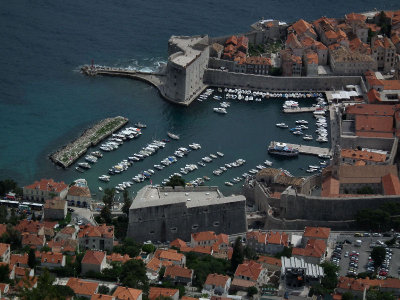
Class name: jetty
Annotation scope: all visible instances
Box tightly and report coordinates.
[50,116,128,168]
[269,141,331,156]
[283,107,317,113]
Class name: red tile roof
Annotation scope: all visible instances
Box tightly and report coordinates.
[82,250,106,265]
[225,36,238,46]
[16,220,43,234]
[67,277,99,296]
[355,115,394,137]
[321,176,340,197]
[292,19,316,37]
[91,294,114,300]
[192,231,217,242]
[146,257,162,272]
[257,256,282,267]
[346,104,395,116]
[246,231,266,244]
[0,224,7,237]
[367,89,382,103]
[382,173,400,195]
[234,260,263,281]
[107,253,131,264]
[170,238,187,249]
[267,231,289,246]
[41,252,64,264]
[303,227,331,239]
[292,239,327,258]
[155,249,184,262]
[383,80,400,91]
[112,286,142,300]
[78,224,114,239]
[0,243,9,257]
[148,287,178,300]
[164,265,193,279]
[205,273,230,287]
[345,13,367,23]
[67,185,91,197]
[341,149,386,163]
[21,234,45,248]
[10,253,28,267]
[24,179,67,193]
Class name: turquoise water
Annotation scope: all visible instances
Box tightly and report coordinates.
[0,0,399,198]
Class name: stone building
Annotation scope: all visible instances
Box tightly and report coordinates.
[43,197,67,220]
[66,184,92,208]
[81,250,107,275]
[371,36,397,73]
[330,46,377,75]
[164,35,210,104]
[77,224,114,251]
[127,186,246,243]
[23,179,68,202]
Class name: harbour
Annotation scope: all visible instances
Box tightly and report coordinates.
[268,141,332,156]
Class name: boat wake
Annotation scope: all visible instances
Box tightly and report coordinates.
[117,57,167,73]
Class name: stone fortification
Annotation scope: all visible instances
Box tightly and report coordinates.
[127,185,247,242]
[204,69,366,92]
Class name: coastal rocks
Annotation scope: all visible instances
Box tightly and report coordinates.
[50,116,128,168]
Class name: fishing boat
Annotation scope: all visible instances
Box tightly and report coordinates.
[99,175,110,182]
[75,167,84,173]
[264,160,273,166]
[91,151,103,158]
[303,135,313,141]
[167,132,180,140]
[295,120,308,124]
[99,187,103,191]
[276,123,289,128]
[135,122,147,128]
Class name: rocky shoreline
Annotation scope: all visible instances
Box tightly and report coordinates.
[50,116,128,168]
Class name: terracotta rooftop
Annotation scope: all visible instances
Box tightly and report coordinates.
[16,220,43,234]
[146,257,162,272]
[382,173,400,195]
[231,278,256,288]
[246,231,266,244]
[112,286,142,300]
[24,179,68,193]
[266,231,289,246]
[383,80,400,91]
[367,89,382,103]
[41,252,64,264]
[292,19,316,37]
[192,231,217,242]
[245,56,272,65]
[330,46,374,62]
[257,256,282,267]
[341,149,386,163]
[225,36,238,46]
[10,253,28,266]
[292,239,327,258]
[82,250,106,265]
[155,249,184,262]
[205,273,230,287]
[346,104,395,116]
[305,51,318,64]
[339,165,398,185]
[170,238,187,249]
[91,294,114,300]
[107,253,131,264]
[321,176,340,197]
[304,227,331,239]
[345,13,367,23]
[67,185,91,198]
[148,287,179,300]
[355,115,394,137]
[234,260,262,281]
[78,224,114,239]
[67,277,99,296]
[164,265,193,279]
[0,243,9,257]
[21,234,44,248]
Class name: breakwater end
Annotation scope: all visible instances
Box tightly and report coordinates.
[50,116,128,168]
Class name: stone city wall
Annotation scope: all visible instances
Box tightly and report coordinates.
[204,69,364,91]
[340,135,395,152]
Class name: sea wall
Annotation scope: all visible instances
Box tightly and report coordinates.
[204,69,365,91]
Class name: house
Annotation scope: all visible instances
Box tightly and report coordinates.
[154,249,186,267]
[66,183,92,208]
[81,250,107,274]
[91,295,115,300]
[232,260,265,291]
[146,257,163,276]
[106,253,131,264]
[148,287,179,300]
[164,265,193,285]
[170,238,187,249]
[43,197,67,220]
[280,49,302,76]
[246,230,289,255]
[304,51,318,76]
[371,36,397,73]
[257,256,282,272]
[67,277,99,299]
[14,266,34,279]
[289,19,317,40]
[21,234,45,250]
[340,149,387,165]
[112,286,143,300]
[55,225,77,241]
[302,227,331,245]
[345,13,368,43]
[292,239,327,264]
[204,273,231,295]
[330,46,377,75]
[40,252,66,269]
[0,243,10,263]
[47,239,77,254]
[10,253,28,268]
[191,231,218,247]
[23,179,68,202]
[16,220,44,235]
[78,224,114,251]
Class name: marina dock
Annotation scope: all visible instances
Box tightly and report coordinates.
[283,107,317,113]
[269,141,331,156]
[50,116,128,168]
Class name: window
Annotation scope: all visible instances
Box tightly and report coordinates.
[150,230,155,234]
[213,221,220,227]
[192,224,199,230]
[170,227,177,233]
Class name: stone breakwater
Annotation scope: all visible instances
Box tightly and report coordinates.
[50,116,128,168]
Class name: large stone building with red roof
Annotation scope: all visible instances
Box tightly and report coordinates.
[78,224,114,251]
[23,179,68,202]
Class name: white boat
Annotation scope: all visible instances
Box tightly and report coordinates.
[217,152,224,157]
[295,120,308,124]
[210,154,218,159]
[225,182,233,186]
[99,187,103,191]
[276,123,288,128]
[213,107,227,114]
[99,175,110,182]
[313,110,325,116]
[264,160,273,166]
[167,132,180,140]
[303,135,313,141]
[78,162,91,169]
[292,131,303,135]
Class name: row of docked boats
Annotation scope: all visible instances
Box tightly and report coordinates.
[212,158,246,176]
[99,126,143,152]
[213,101,230,114]
[315,116,328,143]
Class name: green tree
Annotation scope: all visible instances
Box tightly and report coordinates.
[166,175,185,188]
[247,286,258,297]
[342,291,354,300]
[0,206,7,223]
[102,188,115,208]
[320,262,340,292]
[159,266,166,281]
[142,243,156,254]
[28,248,36,269]
[367,289,395,300]
[371,246,386,268]
[0,224,21,250]
[231,237,244,272]
[244,245,257,260]
[120,259,149,293]
[0,264,11,283]
[0,179,20,197]
[113,238,142,258]
[98,285,110,294]
[100,205,112,224]
[122,190,132,215]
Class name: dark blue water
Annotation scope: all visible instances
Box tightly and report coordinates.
[0,1,399,198]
